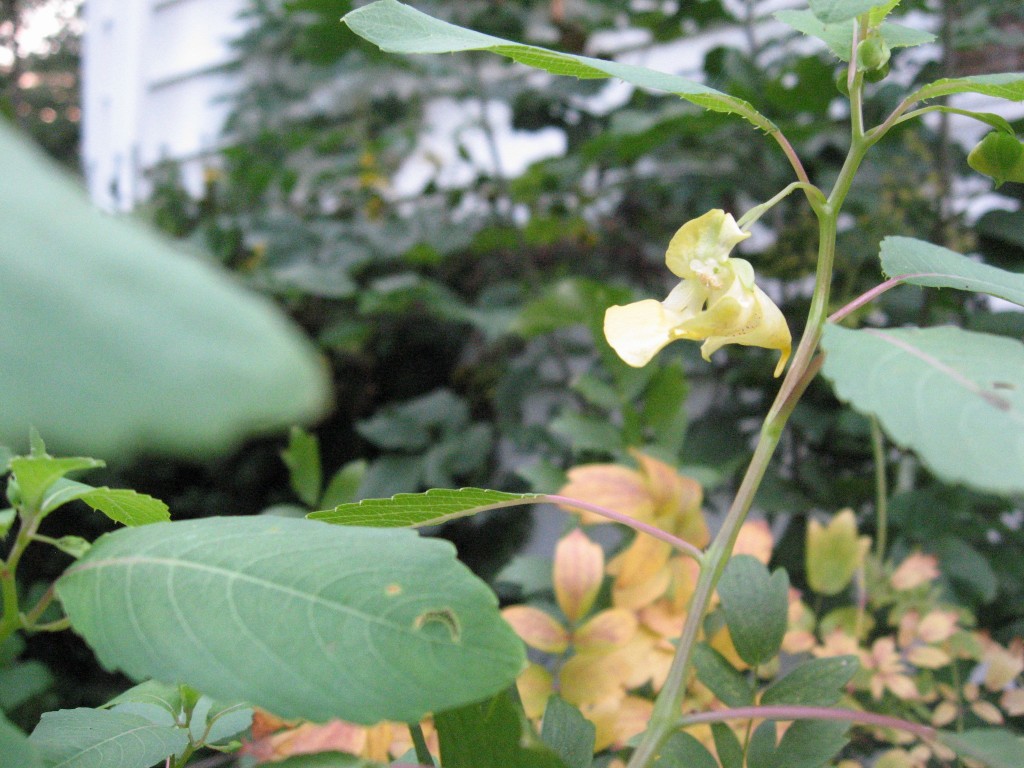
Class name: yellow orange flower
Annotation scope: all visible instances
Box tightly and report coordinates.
[890,552,939,591]
[554,528,605,623]
[604,210,791,376]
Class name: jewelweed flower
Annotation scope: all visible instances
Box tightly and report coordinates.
[604,210,791,376]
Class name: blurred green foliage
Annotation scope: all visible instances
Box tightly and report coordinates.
[7,0,1024,730]
[141,0,1024,628]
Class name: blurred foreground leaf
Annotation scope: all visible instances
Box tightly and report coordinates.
[0,122,330,459]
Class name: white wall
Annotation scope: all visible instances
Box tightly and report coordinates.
[81,0,249,210]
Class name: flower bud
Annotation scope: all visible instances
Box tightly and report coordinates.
[856,34,891,74]
[968,131,1024,188]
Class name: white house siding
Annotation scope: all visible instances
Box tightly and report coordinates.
[81,3,1022,213]
[82,0,248,210]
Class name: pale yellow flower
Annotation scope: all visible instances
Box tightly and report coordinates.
[604,210,791,376]
[806,509,871,596]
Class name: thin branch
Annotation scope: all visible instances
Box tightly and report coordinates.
[828,275,908,323]
[546,495,704,563]
[677,704,937,742]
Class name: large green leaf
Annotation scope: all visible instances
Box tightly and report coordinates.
[880,236,1024,308]
[821,325,1024,495]
[0,711,44,768]
[309,487,544,526]
[909,73,1024,104]
[56,516,524,724]
[436,689,566,768]
[939,729,1024,768]
[342,0,776,133]
[0,122,330,459]
[29,708,188,768]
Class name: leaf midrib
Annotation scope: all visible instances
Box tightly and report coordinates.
[63,555,479,649]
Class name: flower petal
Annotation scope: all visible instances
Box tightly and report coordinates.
[501,605,570,653]
[700,283,791,377]
[665,209,749,279]
[604,299,680,368]
[517,663,554,719]
[575,608,638,650]
[558,464,654,524]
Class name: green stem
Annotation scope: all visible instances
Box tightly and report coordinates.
[626,69,874,768]
[409,721,435,767]
[736,182,825,229]
[548,495,703,562]
[871,416,889,558]
[769,129,812,187]
[0,510,43,643]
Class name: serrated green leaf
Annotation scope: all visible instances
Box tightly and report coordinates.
[343,0,776,133]
[717,556,789,666]
[821,325,1024,495]
[436,689,567,768]
[0,711,44,768]
[282,426,322,507]
[309,487,544,527]
[880,236,1024,308]
[41,479,169,525]
[910,73,1024,104]
[809,0,879,23]
[29,708,188,768]
[760,656,859,707]
[540,696,594,768]
[939,728,1024,768]
[711,723,744,768]
[775,10,933,61]
[868,0,901,25]
[692,643,755,707]
[652,731,718,768]
[9,455,103,513]
[919,107,1016,136]
[56,516,525,724]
